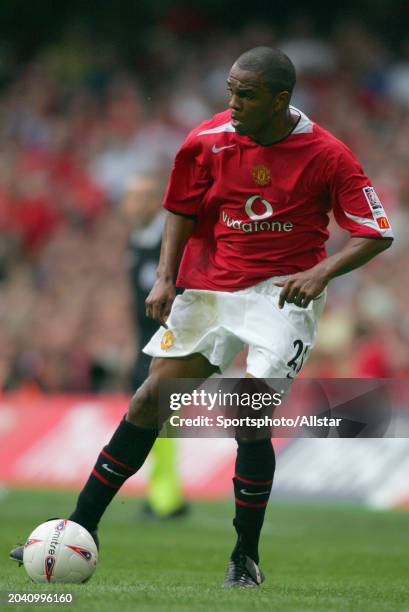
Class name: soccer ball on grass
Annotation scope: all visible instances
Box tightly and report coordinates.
[23,519,98,583]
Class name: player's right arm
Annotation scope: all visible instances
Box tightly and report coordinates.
[144,126,211,326]
[145,212,195,327]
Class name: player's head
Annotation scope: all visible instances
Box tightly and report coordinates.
[227,47,296,137]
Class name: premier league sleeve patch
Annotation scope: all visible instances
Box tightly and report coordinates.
[362,186,391,229]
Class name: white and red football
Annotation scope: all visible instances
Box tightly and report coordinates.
[23,519,98,583]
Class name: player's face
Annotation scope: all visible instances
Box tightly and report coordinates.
[227,65,287,139]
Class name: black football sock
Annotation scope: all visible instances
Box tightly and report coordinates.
[69,417,157,532]
[231,438,275,564]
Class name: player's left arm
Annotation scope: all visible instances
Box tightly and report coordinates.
[274,236,392,309]
[275,143,394,309]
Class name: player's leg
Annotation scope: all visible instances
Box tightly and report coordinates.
[224,278,326,587]
[224,375,275,588]
[69,287,236,538]
[68,354,217,535]
[133,344,187,519]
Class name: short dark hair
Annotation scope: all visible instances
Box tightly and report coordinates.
[235,46,296,96]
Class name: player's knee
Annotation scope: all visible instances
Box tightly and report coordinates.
[127,375,160,428]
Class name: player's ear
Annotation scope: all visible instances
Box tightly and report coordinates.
[272,91,290,112]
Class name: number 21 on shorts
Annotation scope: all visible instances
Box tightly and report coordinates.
[286,339,309,379]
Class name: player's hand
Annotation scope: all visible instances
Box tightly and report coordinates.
[145,278,176,328]
[274,269,329,309]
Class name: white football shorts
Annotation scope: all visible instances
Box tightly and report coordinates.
[143,276,326,388]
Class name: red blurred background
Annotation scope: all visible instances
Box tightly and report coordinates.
[0,2,408,396]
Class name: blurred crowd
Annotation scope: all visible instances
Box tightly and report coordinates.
[0,18,408,393]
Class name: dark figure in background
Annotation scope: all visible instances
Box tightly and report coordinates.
[123,175,165,389]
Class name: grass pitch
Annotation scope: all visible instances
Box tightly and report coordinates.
[0,489,408,611]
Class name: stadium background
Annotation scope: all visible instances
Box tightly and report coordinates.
[1,0,409,511]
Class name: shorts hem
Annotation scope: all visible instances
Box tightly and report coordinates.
[142,345,226,371]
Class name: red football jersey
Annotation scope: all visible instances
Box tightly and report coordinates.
[163,107,393,291]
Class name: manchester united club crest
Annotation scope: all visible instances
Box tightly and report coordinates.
[252,165,271,186]
[160,330,175,351]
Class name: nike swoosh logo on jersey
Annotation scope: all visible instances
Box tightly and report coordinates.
[102,463,125,477]
[240,489,270,496]
[212,144,236,153]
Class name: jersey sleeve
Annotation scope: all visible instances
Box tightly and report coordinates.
[326,145,394,239]
[163,133,211,217]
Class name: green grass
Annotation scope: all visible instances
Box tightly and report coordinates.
[1,489,409,611]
